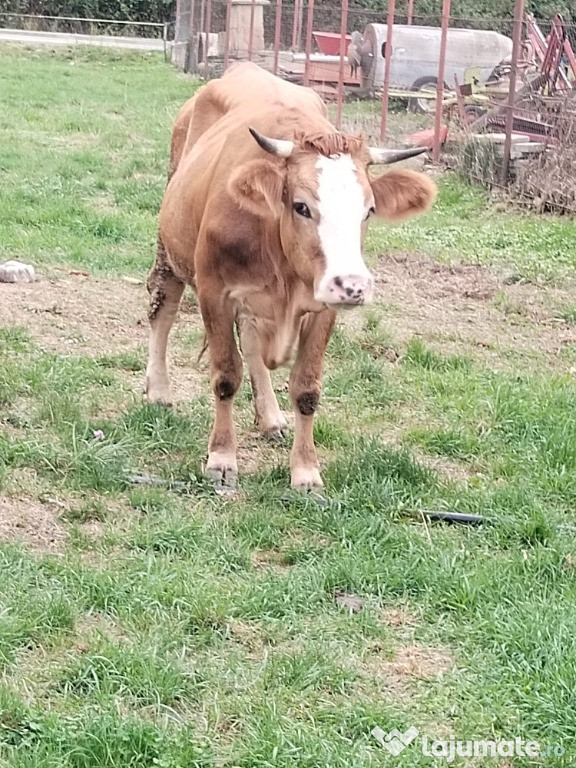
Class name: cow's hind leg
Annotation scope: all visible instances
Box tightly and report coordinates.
[289,310,336,490]
[238,318,287,442]
[145,235,185,406]
[200,291,243,491]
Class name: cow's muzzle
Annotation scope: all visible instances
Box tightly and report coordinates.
[315,274,374,307]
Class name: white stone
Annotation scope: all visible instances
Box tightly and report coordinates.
[0,260,36,283]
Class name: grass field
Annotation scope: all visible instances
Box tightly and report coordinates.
[1,45,576,767]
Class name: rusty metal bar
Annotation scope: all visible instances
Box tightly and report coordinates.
[501,0,526,184]
[432,0,450,162]
[223,0,233,70]
[204,0,212,67]
[379,0,395,144]
[204,0,212,70]
[248,0,256,61]
[335,0,350,129]
[303,0,314,87]
[291,0,301,50]
[174,0,182,41]
[186,0,197,73]
[407,0,414,25]
[273,0,283,75]
[564,33,576,83]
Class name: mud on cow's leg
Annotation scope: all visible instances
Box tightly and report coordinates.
[289,309,336,490]
[200,291,243,491]
[238,318,287,442]
[145,235,185,406]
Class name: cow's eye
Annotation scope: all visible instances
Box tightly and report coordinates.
[293,202,312,219]
[365,206,376,220]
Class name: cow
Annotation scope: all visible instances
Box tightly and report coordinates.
[145,62,436,492]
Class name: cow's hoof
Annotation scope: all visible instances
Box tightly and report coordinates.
[206,466,238,494]
[206,453,238,493]
[290,466,324,490]
[146,394,173,408]
[144,377,173,407]
[262,426,286,444]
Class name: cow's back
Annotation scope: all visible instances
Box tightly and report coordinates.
[169,63,327,173]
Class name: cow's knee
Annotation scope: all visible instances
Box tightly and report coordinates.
[212,355,243,401]
[294,389,320,416]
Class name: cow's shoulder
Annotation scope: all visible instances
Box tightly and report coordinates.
[202,202,265,275]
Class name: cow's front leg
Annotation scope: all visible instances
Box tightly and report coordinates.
[238,317,287,442]
[145,235,185,406]
[289,309,336,490]
[200,291,243,490]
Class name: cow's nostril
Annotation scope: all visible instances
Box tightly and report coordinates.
[315,273,373,306]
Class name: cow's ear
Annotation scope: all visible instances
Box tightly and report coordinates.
[370,169,437,222]
[228,159,284,218]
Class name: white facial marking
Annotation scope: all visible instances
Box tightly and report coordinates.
[314,154,373,305]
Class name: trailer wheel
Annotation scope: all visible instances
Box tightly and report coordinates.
[408,76,442,114]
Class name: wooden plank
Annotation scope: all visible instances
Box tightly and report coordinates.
[281,58,360,86]
[308,60,361,86]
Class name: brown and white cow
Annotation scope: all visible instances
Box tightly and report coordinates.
[145,62,436,491]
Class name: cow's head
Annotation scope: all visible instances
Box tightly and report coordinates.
[228,128,437,308]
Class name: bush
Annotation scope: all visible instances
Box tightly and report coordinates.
[1,0,574,29]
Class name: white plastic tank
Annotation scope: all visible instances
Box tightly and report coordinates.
[361,24,513,90]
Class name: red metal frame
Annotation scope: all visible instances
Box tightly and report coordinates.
[501,0,526,184]
[174,0,182,42]
[525,13,573,92]
[248,0,256,61]
[379,0,395,143]
[335,0,349,130]
[223,0,233,70]
[292,0,301,51]
[273,0,283,75]
[564,34,576,83]
[303,0,315,87]
[203,0,212,67]
[432,0,450,161]
[407,0,414,25]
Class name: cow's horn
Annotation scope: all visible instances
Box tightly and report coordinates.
[249,127,294,158]
[368,146,428,165]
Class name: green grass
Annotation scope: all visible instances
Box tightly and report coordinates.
[0,46,193,276]
[1,45,576,767]
[366,177,576,282]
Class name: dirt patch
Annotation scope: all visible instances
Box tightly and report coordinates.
[362,252,576,371]
[411,448,479,484]
[74,612,128,648]
[250,549,292,572]
[0,273,150,355]
[380,606,419,628]
[0,273,206,402]
[0,495,67,553]
[227,619,267,658]
[385,643,453,679]
[360,642,454,698]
